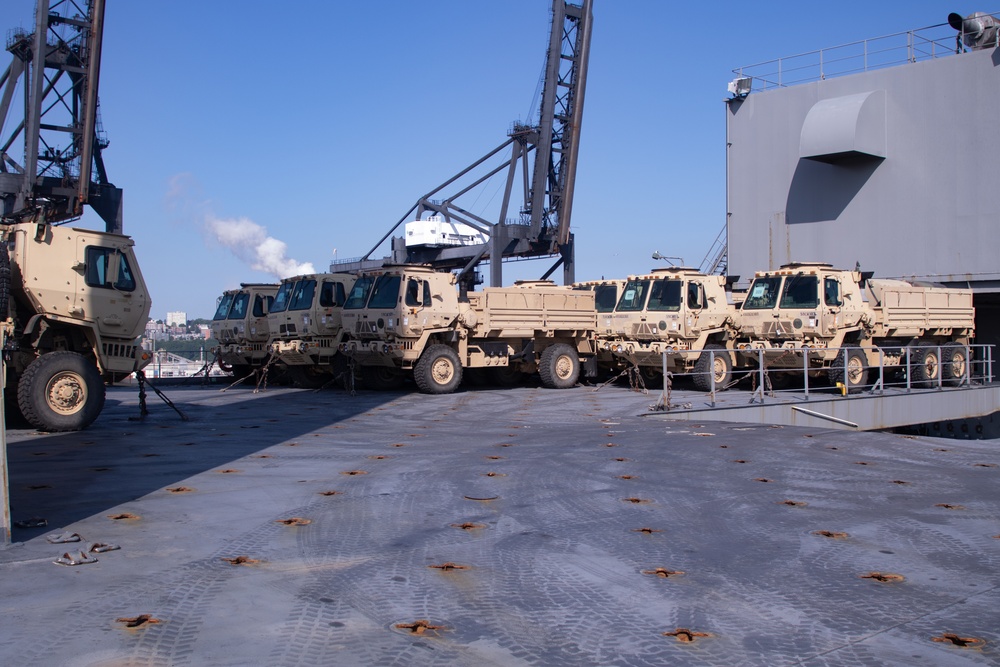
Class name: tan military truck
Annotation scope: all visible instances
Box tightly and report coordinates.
[1,222,151,431]
[736,262,975,391]
[594,267,740,390]
[210,283,278,379]
[267,272,357,388]
[340,265,597,394]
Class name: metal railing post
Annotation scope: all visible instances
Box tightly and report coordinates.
[759,349,766,402]
[660,350,667,407]
[709,350,716,407]
[964,343,971,387]
[937,345,943,390]
[988,345,994,384]
[844,345,850,394]
[802,348,809,400]
[905,347,912,393]
[877,348,885,395]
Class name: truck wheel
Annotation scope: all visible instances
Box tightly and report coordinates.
[909,346,939,388]
[17,351,105,432]
[692,344,732,392]
[828,348,869,393]
[414,344,462,394]
[940,343,968,387]
[362,366,406,390]
[539,343,580,389]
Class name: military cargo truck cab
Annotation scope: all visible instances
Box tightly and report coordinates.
[341,265,597,394]
[736,263,975,391]
[596,267,739,391]
[3,223,151,431]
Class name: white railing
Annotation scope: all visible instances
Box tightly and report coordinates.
[732,16,999,93]
[654,344,994,409]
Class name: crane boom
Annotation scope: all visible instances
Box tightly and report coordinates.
[336,0,593,288]
[0,0,122,232]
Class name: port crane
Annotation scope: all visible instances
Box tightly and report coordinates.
[0,0,121,233]
[335,0,593,289]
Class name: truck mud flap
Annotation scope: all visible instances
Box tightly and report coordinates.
[508,339,535,362]
[582,356,598,378]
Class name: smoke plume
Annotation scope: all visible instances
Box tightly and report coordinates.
[206,215,315,278]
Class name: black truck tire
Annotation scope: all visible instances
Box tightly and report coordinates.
[940,342,968,387]
[414,344,462,394]
[909,345,940,388]
[538,343,580,389]
[17,351,105,431]
[827,348,869,393]
[692,344,732,392]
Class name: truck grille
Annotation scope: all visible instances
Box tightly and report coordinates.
[762,321,799,337]
[102,342,139,359]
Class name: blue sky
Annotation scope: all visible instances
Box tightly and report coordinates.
[0,1,964,319]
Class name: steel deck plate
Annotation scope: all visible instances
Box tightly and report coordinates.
[1,383,997,666]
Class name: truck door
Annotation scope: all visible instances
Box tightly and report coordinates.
[685,280,706,336]
[820,277,842,336]
[318,279,348,332]
[80,243,145,338]
[402,275,434,328]
[249,291,273,341]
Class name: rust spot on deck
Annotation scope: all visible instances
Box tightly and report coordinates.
[221,556,259,566]
[813,530,849,539]
[931,633,985,649]
[275,517,311,526]
[663,628,711,642]
[116,614,161,629]
[642,568,684,578]
[861,572,905,583]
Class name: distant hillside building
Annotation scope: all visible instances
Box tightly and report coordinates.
[166,311,187,327]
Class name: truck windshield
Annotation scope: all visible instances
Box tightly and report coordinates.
[229,292,250,319]
[367,275,402,309]
[617,280,650,312]
[742,276,782,310]
[779,275,819,309]
[344,276,375,309]
[271,281,294,313]
[593,284,619,313]
[646,279,682,312]
[289,279,317,311]
[213,294,235,320]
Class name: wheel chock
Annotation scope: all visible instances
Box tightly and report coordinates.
[46,532,82,544]
[54,551,99,566]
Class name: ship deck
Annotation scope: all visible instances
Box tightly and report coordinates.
[1,381,997,666]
